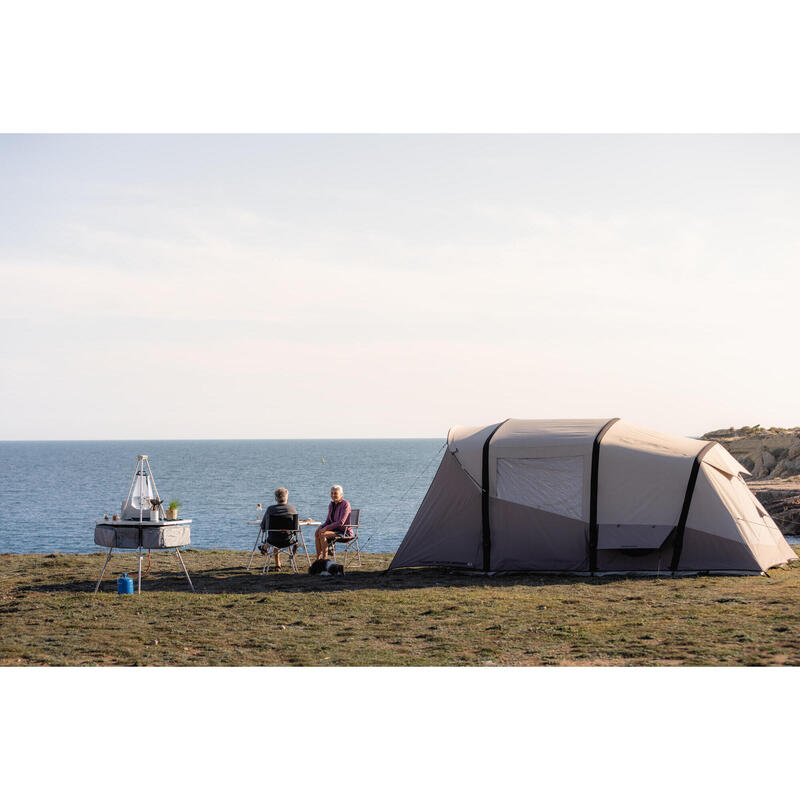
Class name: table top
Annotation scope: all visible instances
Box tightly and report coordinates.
[245,519,320,526]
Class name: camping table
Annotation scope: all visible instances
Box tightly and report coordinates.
[92,518,194,594]
[245,520,319,570]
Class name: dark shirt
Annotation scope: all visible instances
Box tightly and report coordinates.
[261,502,298,531]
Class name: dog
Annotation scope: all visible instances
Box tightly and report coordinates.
[308,559,345,577]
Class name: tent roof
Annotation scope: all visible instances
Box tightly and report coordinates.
[448,418,750,486]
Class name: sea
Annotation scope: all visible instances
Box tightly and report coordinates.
[0,439,445,554]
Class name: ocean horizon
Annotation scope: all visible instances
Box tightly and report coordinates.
[0,439,445,554]
[0,436,444,442]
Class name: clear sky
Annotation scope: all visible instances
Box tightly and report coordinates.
[2,134,799,439]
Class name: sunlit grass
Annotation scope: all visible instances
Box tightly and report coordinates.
[1,548,798,666]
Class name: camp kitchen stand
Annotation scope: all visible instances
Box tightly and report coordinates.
[93,455,194,594]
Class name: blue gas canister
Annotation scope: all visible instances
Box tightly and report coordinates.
[117,573,134,595]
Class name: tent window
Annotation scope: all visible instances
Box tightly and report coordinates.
[496,456,584,520]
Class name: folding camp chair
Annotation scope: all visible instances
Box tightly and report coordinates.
[328,508,362,568]
[246,513,311,574]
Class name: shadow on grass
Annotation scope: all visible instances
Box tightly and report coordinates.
[24,564,706,596]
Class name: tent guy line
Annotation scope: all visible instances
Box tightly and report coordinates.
[359,441,447,551]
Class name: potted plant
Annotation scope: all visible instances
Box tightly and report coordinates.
[166,500,181,520]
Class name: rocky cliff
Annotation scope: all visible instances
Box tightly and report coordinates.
[702,425,800,480]
[748,484,800,538]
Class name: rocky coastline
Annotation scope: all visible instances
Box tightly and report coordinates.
[703,426,800,537]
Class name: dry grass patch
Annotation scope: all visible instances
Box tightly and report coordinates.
[1,548,799,666]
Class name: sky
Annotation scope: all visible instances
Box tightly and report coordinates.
[1,134,799,440]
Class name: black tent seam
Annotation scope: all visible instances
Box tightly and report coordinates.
[481,419,510,572]
[670,441,716,573]
[589,418,621,574]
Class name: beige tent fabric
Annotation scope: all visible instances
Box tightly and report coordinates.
[490,498,589,571]
[390,449,483,569]
[490,419,604,519]
[703,443,751,477]
[678,529,761,573]
[683,467,745,544]
[602,420,707,460]
[447,424,499,487]
[491,418,609,450]
[697,463,795,570]
[389,418,797,574]
[599,420,703,531]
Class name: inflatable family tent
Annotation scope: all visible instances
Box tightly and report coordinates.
[390,419,797,574]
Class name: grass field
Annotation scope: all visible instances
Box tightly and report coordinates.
[1,548,799,666]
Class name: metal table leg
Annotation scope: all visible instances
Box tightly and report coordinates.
[298,529,312,567]
[93,548,113,594]
[174,548,195,592]
[246,526,262,569]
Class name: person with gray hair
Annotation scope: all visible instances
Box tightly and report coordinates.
[259,487,299,570]
[314,485,352,560]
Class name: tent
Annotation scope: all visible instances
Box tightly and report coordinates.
[390,419,797,574]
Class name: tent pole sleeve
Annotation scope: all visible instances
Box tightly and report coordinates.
[482,419,510,572]
[589,418,621,574]
[670,442,716,573]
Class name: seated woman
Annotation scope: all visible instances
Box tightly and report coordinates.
[314,485,352,560]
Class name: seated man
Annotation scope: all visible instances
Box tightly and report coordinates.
[259,487,299,570]
[315,485,352,560]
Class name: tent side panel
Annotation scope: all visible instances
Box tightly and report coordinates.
[490,498,589,571]
[718,471,797,568]
[678,528,762,572]
[596,530,761,572]
[597,545,674,572]
[691,464,796,571]
[598,421,698,529]
[389,450,483,569]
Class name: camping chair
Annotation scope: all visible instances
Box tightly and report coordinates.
[328,508,362,568]
[246,513,311,574]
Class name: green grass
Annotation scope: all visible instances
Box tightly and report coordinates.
[1,548,799,666]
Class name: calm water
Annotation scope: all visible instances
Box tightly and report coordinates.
[0,439,444,554]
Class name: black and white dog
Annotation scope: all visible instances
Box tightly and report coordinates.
[308,559,345,577]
